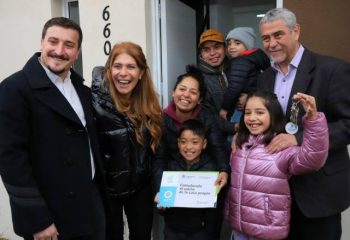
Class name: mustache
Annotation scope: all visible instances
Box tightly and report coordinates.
[268,47,282,51]
[48,52,69,61]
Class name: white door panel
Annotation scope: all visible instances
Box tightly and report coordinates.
[160,0,196,106]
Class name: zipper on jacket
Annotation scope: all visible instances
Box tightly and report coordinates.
[237,137,259,231]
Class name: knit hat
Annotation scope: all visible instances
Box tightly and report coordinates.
[226,27,257,50]
[198,29,225,48]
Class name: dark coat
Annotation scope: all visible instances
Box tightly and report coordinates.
[258,48,350,217]
[0,53,105,238]
[152,102,228,235]
[91,66,153,197]
[198,59,236,135]
[222,48,270,112]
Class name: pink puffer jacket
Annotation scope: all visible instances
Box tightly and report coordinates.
[225,113,329,240]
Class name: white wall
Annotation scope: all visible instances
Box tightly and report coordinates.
[0,1,52,81]
[0,0,151,85]
[78,0,150,86]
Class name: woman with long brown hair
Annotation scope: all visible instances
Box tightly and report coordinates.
[91,42,162,240]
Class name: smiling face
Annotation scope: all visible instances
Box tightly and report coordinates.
[200,41,226,68]
[226,39,247,58]
[40,26,80,79]
[178,130,207,164]
[260,19,300,69]
[244,96,271,135]
[172,76,201,119]
[111,53,144,100]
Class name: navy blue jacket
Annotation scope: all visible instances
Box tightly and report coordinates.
[222,48,270,112]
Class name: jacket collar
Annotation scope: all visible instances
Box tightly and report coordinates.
[265,48,315,119]
[286,48,315,117]
[198,58,224,74]
[23,52,87,126]
[164,100,201,129]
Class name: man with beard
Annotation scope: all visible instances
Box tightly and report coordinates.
[258,8,350,240]
[0,17,106,240]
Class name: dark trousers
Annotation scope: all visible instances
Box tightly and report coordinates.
[286,199,342,240]
[25,182,106,240]
[107,184,153,240]
[164,224,218,240]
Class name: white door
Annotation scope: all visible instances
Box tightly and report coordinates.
[159,0,196,106]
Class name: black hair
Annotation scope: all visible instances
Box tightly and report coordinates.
[173,65,206,101]
[42,17,83,49]
[178,119,206,139]
[236,89,285,147]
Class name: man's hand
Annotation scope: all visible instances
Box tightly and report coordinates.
[236,93,248,110]
[266,133,298,153]
[33,224,58,240]
[215,171,229,192]
[231,133,238,151]
[219,109,228,120]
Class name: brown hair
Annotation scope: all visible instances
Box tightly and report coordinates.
[42,17,82,49]
[103,42,163,152]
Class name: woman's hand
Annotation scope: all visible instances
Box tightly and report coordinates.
[292,92,318,120]
[215,171,229,192]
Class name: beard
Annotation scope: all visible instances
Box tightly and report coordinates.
[41,52,70,76]
[47,66,66,76]
[270,53,286,65]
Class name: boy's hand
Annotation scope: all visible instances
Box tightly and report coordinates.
[154,192,159,204]
[215,171,228,192]
[292,92,318,120]
[154,192,166,210]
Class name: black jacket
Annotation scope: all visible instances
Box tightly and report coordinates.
[222,48,270,112]
[91,67,153,197]
[152,104,230,194]
[0,53,105,238]
[160,153,224,234]
[258,48,350,217]
[197,59,236,135]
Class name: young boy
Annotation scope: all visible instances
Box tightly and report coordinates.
[157,119,225,240]
[219,27,271,126]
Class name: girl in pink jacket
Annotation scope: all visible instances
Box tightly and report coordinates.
[225,90,329,240]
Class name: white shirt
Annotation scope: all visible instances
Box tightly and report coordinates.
[40,60,95,178]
